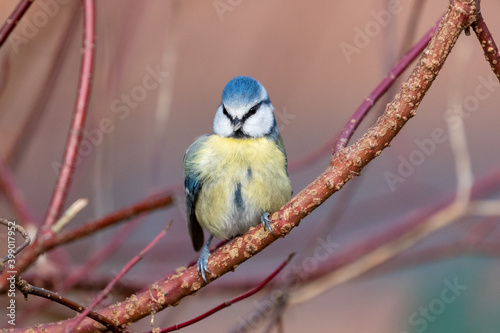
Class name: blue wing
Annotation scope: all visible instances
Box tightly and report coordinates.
[183,135,209,251]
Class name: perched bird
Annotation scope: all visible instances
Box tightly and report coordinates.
[183,76,292,282]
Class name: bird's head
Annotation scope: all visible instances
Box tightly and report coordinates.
[213,76,278,139]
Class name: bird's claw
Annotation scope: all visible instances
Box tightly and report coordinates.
[197,245,211,283]
[261,212,274,233]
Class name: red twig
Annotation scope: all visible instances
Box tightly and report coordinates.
[68,223,171,332]
[0,0,34,48]
[0,192,174,292]
[0,218,30,267]
[303,162,500,283]
[155,253,295,333]
[334,17,440,152]
[289,17,439,173]
[41,0,96,234]
[0,157,34,224]
[16,278,120,333]
[62,218,142,290]
[472,12,500,80]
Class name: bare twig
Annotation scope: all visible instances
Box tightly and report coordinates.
[0,0,34,47]
[289,16,439,172]
[0,157,34,224]
[62,217,142,290]
[334,17,440,151]
[5,4,82,170]
[0,192,174,292]
[0,218,30,268]
[472,12,500,79]
[155,253,294,333]
[289,200,467,305]
[69,223,172,332]
[15,278,120,333]
[52,198,88,233]
[41,0,96,234]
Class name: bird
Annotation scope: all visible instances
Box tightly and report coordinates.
[183,75,292,282]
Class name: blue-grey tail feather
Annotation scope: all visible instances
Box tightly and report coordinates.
[185,175,204,251]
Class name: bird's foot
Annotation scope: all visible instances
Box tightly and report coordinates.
[261,212,274,233]
[197,247,210,283]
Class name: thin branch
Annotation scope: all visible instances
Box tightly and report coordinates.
[293,159,500,286]
[0,192,173,286]
[41,0,96,234]
[52,198,88,233]
[15,278,120,333]
[0,218,30,268]
[69,223,172,332]
[288,200,467,305]
[472,12,500,80]
[290,15,439,173]
[155,253,294,333]
[0,0,34,48]
[62,217,142,290]
[5,4,82,170]
[0,157,34,224]
[334,17,440,151]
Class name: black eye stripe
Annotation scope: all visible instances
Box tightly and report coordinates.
[242,102,262,122]
[222,105,232,120]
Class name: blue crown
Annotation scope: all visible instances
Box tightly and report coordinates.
[222,76,268,109]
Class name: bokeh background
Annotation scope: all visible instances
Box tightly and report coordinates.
[1,1,500,332]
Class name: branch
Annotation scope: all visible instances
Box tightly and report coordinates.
[0,0,34,48]
[472,12,500,79]
[289,15,438,172]
[41,0,96,234]
[62,217,141,290]
[154,253,294,333]
[12,1,480,331]
[0,192,174,292]
[0,157,34,225]
[15,278,120,333]
[69,223,172,332]
[334,16,440,151]
[0,218,30,272]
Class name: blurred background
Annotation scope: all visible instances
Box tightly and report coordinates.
[1,0,500,332]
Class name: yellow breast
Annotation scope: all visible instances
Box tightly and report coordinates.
[191,135,291,239]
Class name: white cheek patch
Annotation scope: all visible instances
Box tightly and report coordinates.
[213,106,233,137]
[243,106,274,137]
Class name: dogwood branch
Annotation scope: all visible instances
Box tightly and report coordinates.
[334,17,440,151]
[0,158,34,225]
[41,0,96,235]
[154,254,294,333]
[0,0,34,47]
[15,278,120,333]
[0,192,174,292]
[69,223,171,332]
[472,12,500,79]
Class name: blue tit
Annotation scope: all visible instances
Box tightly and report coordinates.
[184,76,292,282]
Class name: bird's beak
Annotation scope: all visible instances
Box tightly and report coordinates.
[232,117,242,131]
